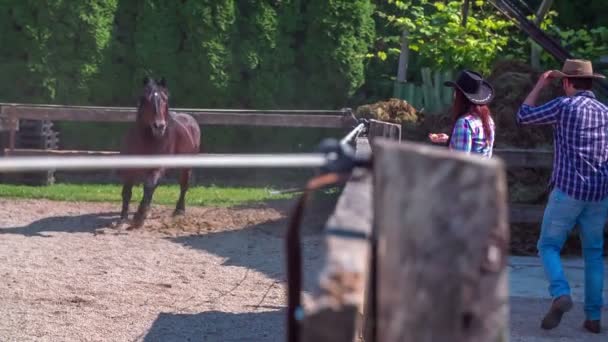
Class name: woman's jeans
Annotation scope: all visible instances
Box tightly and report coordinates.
[538,188,608,320]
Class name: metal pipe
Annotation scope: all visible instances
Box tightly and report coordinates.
[340,123,366,146]
[0,153,327,173]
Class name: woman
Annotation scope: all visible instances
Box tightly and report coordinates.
[429,69,495,158]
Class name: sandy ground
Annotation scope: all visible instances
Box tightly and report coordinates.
[0,198,326,342]
[1,198,608,341]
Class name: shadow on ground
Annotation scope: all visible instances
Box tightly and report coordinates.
[143,310,284,342]
[0,212,119,237]
[168,192,337,283]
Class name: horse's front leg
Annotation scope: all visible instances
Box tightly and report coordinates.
[173,168,192,217]
[132,171,162,228]
[120,182,133,222]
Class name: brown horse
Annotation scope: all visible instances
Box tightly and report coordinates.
[118,77,201,227]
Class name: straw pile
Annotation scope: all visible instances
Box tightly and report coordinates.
[355,98,419,124]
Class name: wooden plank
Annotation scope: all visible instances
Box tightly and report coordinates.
[373,139,509,342]
[0,102,347,115]
[300,137,373,342]
[0,117,14,132]
[494,148,553,168]
[0,104,355,128]
[2,148,120,157]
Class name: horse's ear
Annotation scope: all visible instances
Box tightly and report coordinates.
[142,76,151,86]
[158,77,167,88]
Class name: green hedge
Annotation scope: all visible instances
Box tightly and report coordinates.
[0,0,375,109]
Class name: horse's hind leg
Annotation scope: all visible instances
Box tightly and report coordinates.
[120,182,133,222]
[173,169,191,217]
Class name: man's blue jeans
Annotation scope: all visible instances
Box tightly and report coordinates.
[538,188,608,320]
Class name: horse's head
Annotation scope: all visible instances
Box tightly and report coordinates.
[138,77,169,139]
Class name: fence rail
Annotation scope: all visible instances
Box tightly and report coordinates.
[0,101,556,225]
[0,103,356,128]
[0,153,328,172]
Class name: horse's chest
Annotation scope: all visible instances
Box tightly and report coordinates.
[125,134,174,154]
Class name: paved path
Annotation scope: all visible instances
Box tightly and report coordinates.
[509,256,608,341]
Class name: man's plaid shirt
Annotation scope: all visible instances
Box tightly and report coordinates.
[517,90,608,202]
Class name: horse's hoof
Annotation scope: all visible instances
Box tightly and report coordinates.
[172,209,185,217]
[111,219,129,229]
[116,221,130,230]
[128,220,144,230]
[130,214,146,230]
[133,210,148,223]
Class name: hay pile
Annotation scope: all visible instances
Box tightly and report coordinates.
[487,59,562,149]
[355,98,419,124]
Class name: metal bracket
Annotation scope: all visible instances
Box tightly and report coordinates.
[317,137,372,174]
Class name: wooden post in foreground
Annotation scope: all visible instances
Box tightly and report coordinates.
[300,137,373,342]
[373,139,509,342]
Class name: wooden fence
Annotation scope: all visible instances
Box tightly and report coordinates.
[301,122,509,341]
[0,102,553,223]
[0,103,359,185]
[393,68,454,113]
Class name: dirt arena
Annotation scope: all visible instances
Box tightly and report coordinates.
[0,198,328,341]
[2,198,607,341]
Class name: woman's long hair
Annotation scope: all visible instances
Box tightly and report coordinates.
[447,89,493,147]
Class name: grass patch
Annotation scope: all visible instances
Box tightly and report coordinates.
[0,183,296,207]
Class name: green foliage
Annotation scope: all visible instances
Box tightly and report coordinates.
[503,10,608,70]
[0,0,376,110]
[376,0,515,75]
[299,0,376,107]
[559,27,608,62]
[176,0,236,107]
[231,0,299,108]
[0,0,118,104]
[552,0,608,28]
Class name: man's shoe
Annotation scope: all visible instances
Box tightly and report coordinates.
[583,320,601,334]
[541,295,573,330]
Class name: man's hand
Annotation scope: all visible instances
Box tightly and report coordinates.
[524,70,557,107]
[429,133,449,144]
[536,70,557,89]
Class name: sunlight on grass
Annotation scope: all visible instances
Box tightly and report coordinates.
[0,183,295,207]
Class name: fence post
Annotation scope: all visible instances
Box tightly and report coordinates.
[299,137,373,342]
[372,139,509,342]
[368,120,401,146]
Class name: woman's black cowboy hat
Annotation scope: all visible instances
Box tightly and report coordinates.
[444,69,494,105]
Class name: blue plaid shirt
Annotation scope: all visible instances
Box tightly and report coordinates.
[449,114,495,158]
[516,91,608,201]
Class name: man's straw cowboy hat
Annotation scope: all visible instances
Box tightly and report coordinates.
[550,59,605,79]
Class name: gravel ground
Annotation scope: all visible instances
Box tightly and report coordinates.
[1,198,608,341]
[0,198,324,342]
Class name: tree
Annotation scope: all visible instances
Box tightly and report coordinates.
[376,0,515,76]
[298,0,376,108]
[0,0,118,104]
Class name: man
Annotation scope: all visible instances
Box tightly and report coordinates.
[517,59,608,334]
